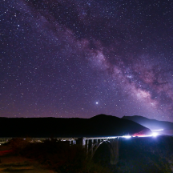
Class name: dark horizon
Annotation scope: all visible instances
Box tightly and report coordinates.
[0,114,152,138]
[0,114,173,123]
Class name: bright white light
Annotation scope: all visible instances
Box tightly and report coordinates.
[107,137,117,139]
[95,102,99,105]
[152,132,158,137]
[122,135,131,139]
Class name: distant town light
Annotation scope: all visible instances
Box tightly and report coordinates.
[122,135,131,139]
[152,132,158,137]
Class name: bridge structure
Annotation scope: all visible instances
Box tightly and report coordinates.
[80,136,119,164]
[0,136,123,164]
[1,133,156,165]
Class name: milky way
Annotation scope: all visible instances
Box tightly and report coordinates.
[1,0,173,121]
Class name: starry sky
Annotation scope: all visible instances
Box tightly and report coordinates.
[1,0,173,121]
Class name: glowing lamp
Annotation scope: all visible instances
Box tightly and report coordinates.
[122,135,131,139]
[152,132,158,137]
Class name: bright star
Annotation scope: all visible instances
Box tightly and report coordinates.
[96,102,99,105]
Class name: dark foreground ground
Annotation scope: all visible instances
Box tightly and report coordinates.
[1,136,173,173]
[94,136,173,173]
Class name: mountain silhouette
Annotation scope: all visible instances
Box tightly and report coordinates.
[122,115,173,136]
[0,114,151,137]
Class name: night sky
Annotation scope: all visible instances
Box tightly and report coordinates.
[1,0,173,121]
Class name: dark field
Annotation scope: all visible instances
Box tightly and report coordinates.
[94,136,173,173]
[1,136,173,173]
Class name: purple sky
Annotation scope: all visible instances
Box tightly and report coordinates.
[1,0,173,121]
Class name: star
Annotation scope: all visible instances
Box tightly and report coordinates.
[1,0,173,121]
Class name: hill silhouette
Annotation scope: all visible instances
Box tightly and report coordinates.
[122,115,173,136]
[0,114,151,137]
